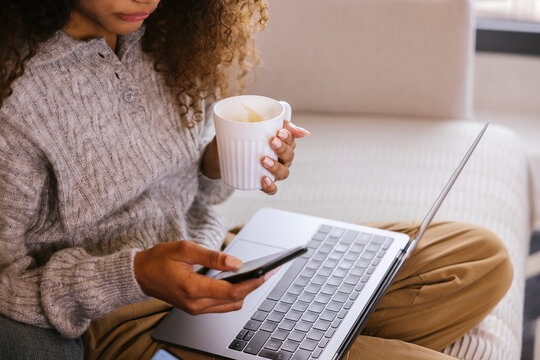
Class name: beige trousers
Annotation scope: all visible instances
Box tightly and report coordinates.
[83,221,513,360]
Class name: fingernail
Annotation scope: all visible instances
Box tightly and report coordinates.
[278,129,288,141]
[263,176,272,186]
[263,157,274,168]
[271,137,282,149]
[225,256,242,269]
[296,126,311,135]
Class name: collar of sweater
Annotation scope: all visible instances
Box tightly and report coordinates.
[28,25,146,67]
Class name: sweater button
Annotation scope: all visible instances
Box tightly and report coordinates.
[124,90,137,103]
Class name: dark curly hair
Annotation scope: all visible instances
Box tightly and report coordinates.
[0,0,268,127]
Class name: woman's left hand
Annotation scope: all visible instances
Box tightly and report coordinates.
[260,120,310,195]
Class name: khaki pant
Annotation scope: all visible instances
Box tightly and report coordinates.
[83,221,513,360]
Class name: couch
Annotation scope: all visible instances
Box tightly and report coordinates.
[215,0,531,359]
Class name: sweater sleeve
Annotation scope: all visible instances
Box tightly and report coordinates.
[0,123,149,338]
[196,102,234,205]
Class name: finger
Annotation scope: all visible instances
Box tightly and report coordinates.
[172,241,242,271]
[262,157,289,181]
[261,176,277,195]
[275,128,294,147]
[181,271,266,301]
[269,138,295,167]
[283,120,310,139]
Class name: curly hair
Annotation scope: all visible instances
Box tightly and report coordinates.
[0,0,268,127]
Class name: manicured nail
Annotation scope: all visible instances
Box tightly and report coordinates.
[296,126,311,135]
[271,137,282,149]
[263,157,274,168]
[263,176,272,187]
[278,129,288,141]
[225,256,242,269]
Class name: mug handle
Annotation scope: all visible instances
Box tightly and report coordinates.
[279,101,292,123]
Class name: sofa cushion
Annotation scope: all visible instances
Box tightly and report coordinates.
[215,115,529,360]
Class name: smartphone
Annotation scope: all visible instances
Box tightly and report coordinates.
[211,245,308,283]
[150,349,180,360]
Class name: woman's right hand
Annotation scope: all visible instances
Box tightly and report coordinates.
[134,240,266,314]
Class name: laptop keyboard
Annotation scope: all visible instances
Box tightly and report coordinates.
[228,224,393,360]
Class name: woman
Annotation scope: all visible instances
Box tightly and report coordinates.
[0,1,512,359]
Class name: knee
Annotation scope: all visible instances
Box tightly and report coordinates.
[0,315,84,359]
[462,223,513,303]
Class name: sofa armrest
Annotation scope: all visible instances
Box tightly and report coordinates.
[248,0,474,119]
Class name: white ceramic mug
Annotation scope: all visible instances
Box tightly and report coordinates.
[213,95,292,190]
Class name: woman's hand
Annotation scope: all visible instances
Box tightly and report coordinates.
[134,241,267,315]
[260,121,310,195]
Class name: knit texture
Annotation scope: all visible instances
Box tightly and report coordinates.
[0,27,232,338]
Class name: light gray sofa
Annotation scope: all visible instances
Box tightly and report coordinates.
[216,0,531,359]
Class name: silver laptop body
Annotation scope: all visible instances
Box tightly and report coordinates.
[152,123,489,360]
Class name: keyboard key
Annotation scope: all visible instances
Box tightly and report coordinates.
[382,238,393,250]
[318,225,332,234]
[328,251,344,260]
[317,267,332,277]
[291,349,311,360]
[338,284,354,293]
[312,232,327,241]
[377,250,386,258]
[338,260,354,270]
[287,284,304,296]
[271,329,289,341]
[267,258,308,301]
[318,244,333,254]
[356,233,371,245]
[245,320,262,331]
[349,244,364,253]
[344,253,357,261]
[244,331,271,355]
[366,266,376,275]
[300,268,316,277]
[343,300,354,310]
[252,310,268,322]
[350,267,365,277]
[261,321,279,332]
[325,301,342,312]
[294,321,312,333]
[259,299,278,312]
[288,330,306,342]
[372,235,385,244]
[300,338,318,351]
[275,302,291,313]
[306,259,323,270]
[324,237,338,246]
[319,310,337,322]
[228,339,247,351]
[331,318,342,328]
[344,275,361,285]
[366,243,381,252]
[312,347,323,359]
[298,292,315,303]
[334,244,349,253]
[299,247,314,259]
[292,301,309,312]
[332,292,348,303]
[312,251,327,261]
[281,340,300,353]
[325,328,336,338]
[361,274,370,283]
[337,309,348,319]
[294,276,310,287]
[308,302,325,313]
[268,311,285,323]
[329,228,345,238]
[307,329,325,341]
[278,320,296,331]
[301,312,318,323]
[314,293,332,304]
[259,349,292,360]
[321,285,337,295]
[372,258,381,266]
[319,337,330,347]
[350,291,360,300]
[332,268,348,278]
[326,276,341,287]
[264,338,283,351]
[313,319,332,332]
[323,259,338,268]
[305,284,322,294]
[236,329,248,339]
[342,230,359,245]
[244,330,255,341]
[281,294,298,304]
[355,283,364,292]
[285,310,303,321]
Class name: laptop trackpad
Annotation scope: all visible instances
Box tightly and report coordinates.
[217,239,286,312]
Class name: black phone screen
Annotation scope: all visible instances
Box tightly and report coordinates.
[211,245,308,283]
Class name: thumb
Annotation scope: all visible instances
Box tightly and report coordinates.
[174,241,242,271]
[283,120,310,138]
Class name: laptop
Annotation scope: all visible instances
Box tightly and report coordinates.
[153,123,489,360]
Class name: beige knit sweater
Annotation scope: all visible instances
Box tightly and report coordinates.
[0,27,233,338]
